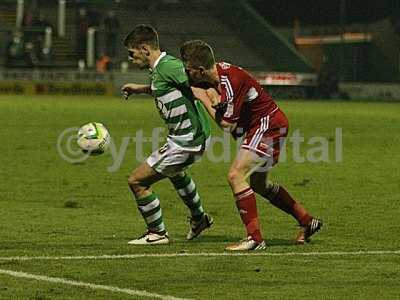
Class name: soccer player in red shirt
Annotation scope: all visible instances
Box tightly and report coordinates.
[180,40,322,251]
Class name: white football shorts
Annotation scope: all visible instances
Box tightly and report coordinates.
[147,137,210,177]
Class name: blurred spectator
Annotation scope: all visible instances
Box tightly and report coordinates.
[31,12,53,31]
[6,31,40,68]
[89,9,103,61]
[103,10,120,58]
[293,17,300,39]
[77,7,89,60]
[88,9,102,27]
[24,41,39,67]
[393,18,400,36]
[6,32,25,65]
[316,55,339,98]
[389,10,400,36]
[96,53,111,73]
[22,10,34,27]
[31,12,53,59]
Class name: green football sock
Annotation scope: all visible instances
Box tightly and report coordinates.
[136,192,165,233]
[170,173,204,221]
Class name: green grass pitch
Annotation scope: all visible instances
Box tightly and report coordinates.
[0,95,399,299]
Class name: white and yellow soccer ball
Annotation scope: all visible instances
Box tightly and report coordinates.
[77,122,110,155]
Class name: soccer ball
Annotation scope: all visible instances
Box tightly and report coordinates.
[77,122,110,154]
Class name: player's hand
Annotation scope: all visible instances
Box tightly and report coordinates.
[121,83,147,100]
[206,88,220,106]
[212,101,228,114]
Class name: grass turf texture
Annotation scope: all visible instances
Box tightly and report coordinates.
[0,95,399,299]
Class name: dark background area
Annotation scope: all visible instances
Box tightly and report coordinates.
[249,0,400,26]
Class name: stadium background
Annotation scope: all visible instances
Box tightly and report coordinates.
[0,1,399,299]
[1,0,399,99]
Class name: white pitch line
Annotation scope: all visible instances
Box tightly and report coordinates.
[0,269,191,300]
[0,250,399,261]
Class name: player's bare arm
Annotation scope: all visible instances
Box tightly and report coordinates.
[191,87,216,118]
[191,87,236,131]
[191,87,214,106]
[121,83,151,99]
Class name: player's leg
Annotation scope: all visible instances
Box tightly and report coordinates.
[225,149,266,251]
[250,171,312,226]
[243,109,322,244]
[150,140,213,240]
[250,171,322,244]
[127,157,168,245]
[169,171,213,240]
[170,171,204,220]
[164,141,213,240]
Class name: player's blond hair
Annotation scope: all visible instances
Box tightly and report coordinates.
[180,40,215,69]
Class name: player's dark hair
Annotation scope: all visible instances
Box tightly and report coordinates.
[180,40,215,69]
[123,24,159,50]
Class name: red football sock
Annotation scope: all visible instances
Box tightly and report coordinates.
[270,185,312,227]
[235,187,263,243]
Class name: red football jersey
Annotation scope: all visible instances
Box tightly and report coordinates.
[216,62,279,137]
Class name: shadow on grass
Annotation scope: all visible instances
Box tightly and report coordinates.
[171,234,241,244]
[171,235,303,248]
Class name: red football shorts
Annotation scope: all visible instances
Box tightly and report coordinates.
[241,109,289,166]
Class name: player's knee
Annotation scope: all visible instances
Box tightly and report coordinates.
[227,168,243,186]
[169,172,186,185]
[128,174,145,194]
[264,181,280,201]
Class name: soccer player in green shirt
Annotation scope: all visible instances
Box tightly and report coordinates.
[121,25,213,245]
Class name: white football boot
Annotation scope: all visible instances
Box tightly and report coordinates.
[225,236,267,251]
[128,231,169,245]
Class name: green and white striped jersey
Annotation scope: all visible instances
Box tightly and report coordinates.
[150,52,210,148]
